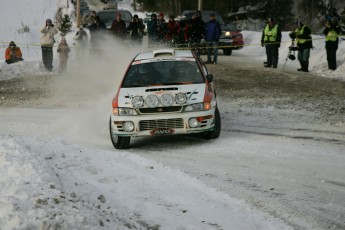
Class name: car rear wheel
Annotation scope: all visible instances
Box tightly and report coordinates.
[223,49,232,56]
[109,118,131,149]
[201,107,221,139]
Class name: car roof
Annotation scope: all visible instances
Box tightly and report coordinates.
[134,49,194,61]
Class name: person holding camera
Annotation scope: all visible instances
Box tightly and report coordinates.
[323,17,341,70]
[290,21,313,72]
[261,18,281,68]
[40,18,58,71]
[5,41,23,64]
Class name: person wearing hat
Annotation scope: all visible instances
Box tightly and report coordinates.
[189,11,205,48]
[5,41,23,64]
[147,13,158,47]
[291,21,313,72]
[323,16,341,70]
[40,18,58,71]
[175,16,189,47]
[127,14,145,46]
[205,12,221,64]
[261,17,282,68]
[111,13,127,40]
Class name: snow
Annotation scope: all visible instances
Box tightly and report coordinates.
[0,0,344,229]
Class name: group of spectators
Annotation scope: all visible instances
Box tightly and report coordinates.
[146,11,221,64]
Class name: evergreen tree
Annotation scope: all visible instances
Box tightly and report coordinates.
[59,14,72,36]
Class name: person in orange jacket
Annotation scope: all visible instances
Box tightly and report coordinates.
[5,41,23,64]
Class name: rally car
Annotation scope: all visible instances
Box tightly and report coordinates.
[109,49,221,149]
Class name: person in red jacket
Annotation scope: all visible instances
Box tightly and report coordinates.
[5,41,23,64]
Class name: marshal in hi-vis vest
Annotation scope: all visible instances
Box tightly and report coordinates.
[264,24,278,42]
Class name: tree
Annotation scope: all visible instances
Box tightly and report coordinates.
[59,14,73,36]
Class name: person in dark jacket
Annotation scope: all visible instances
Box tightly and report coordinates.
[147,13,158,47]
[290,21,313,72]
[111,13,127,40]
[323,16,341,70]
[5,41,23,64]
[157,12,168,44]
[88,16,106,50]
[261,18,282,68]
[189,11,205,44]
[175,16,189,47]
[205,13,221,64]
[127,15,145,46]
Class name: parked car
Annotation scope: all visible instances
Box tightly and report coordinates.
[97,9,132,29]
[103,0,118,10]
[181,10,244,56]
[109,49,221,149]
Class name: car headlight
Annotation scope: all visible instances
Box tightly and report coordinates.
[175,93,187,104]
[184,103,212,112]
[225,31,231,36]
[114,108,138,116]
[160,93,174,107]
[146,94,159,108]
[184,103,204,112]
[132,96,144,108]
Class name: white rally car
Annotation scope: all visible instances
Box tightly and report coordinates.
[109,49,221,149]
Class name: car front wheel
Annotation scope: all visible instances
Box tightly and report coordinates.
[201,107,221,139]
[109,117,131,149]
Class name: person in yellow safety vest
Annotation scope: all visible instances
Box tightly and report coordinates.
[323,16,341,70]
[261,17,282,68]
[290,21,313,72]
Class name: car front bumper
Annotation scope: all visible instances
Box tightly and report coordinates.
[110,109,216,137]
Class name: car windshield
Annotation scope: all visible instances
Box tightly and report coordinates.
[98,11,132,23]
[122,60,205,87]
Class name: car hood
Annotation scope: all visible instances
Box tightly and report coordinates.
[117,84,206,108]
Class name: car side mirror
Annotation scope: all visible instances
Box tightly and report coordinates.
[206,74,214,82]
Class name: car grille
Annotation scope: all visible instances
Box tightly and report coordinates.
[139,106,182,114]
[139,118,184,131]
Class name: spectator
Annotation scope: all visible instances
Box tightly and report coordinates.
[147,13,158,47]
[189,11,205,44]
[73,26,88,62]
[175,16,189,47]
[157,12,168,44]
[57,37,70,73]
[205,13,221,65]
[165,15,177,46]
[111,13,127,40]
[88,16,107,50]
[323,16,341,70]
[5,41,23,64]
[127,15,145,46]
[40,18,58,71]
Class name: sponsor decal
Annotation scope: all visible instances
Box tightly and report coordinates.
[150,129,175,135]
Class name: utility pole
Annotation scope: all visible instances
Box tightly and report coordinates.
[76,0,80,28]
[198,0,203,10]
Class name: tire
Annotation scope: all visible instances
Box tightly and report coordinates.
[223,49,232,56]
[201,107,221,139]
[109,118,131,149]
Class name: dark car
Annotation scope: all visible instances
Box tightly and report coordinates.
[97,9,132,29]
[181,10,244,56]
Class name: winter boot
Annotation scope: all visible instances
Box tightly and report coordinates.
[302,61,309,72]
